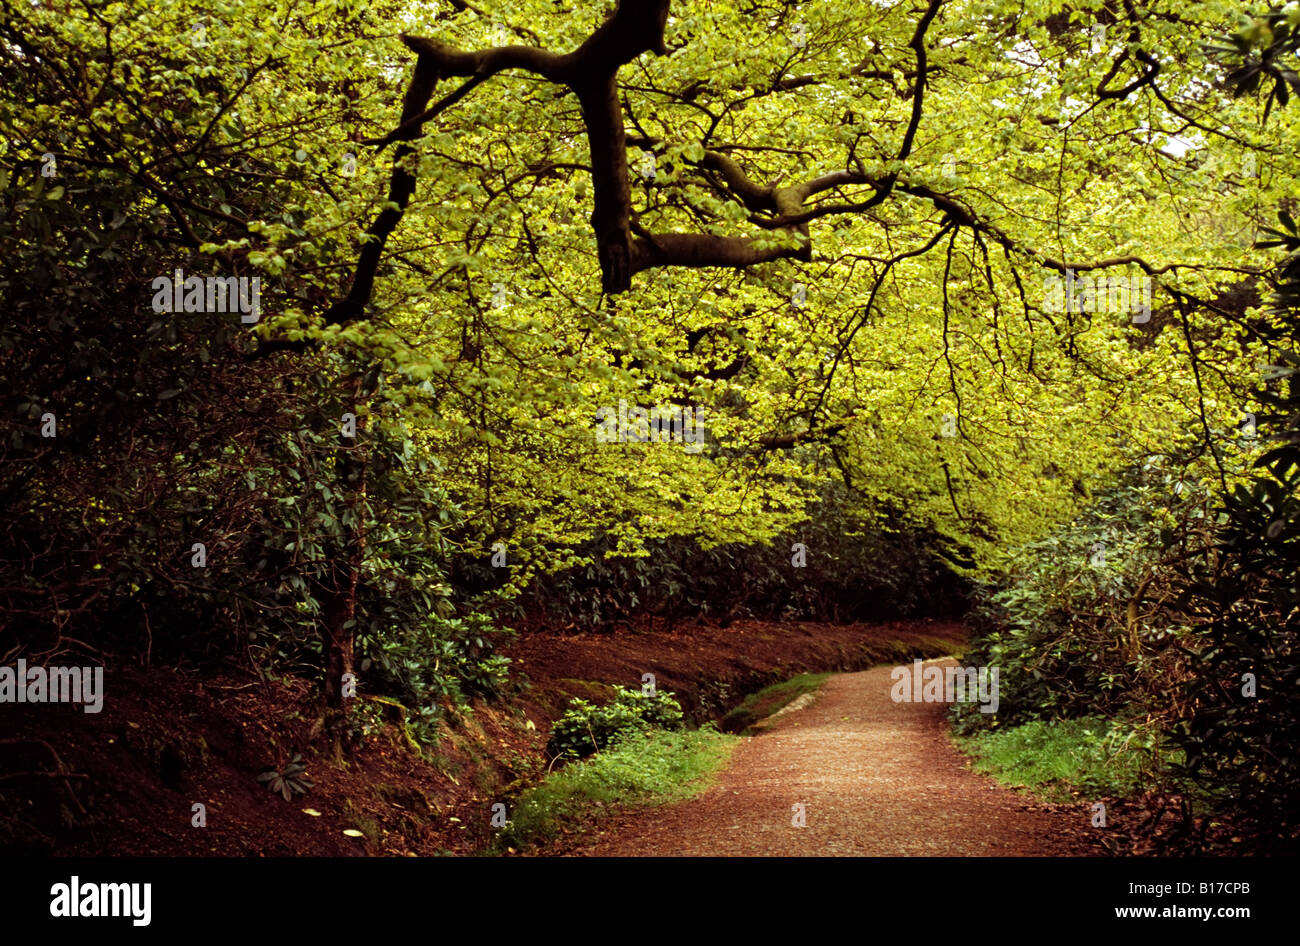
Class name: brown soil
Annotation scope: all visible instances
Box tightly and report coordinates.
[553,662,1104,856]
[0,667,523,856]
[0,619,962,856]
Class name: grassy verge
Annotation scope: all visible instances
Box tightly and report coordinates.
[952,716,1176,803]
[719,672,829,733]
[495,726,738,852]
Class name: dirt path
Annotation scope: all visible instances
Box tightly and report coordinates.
[560,661,1100,856]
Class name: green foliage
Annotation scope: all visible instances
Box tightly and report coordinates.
[4,0,1281,640]
[547,686,685,760]
[499,727,736,850]
[1209,3,1300,120]
[1172,463,1300,850]
[507,485,966,632]
[359,612,513,744]
[955,717,1173,803]
[0,0,525,727]
[1258,208,1300,317]
[956,451,1219,731]
[358,0,1271,582]
[1171,241,1300,852]
[257,753,313,801]
[0,1,470,684]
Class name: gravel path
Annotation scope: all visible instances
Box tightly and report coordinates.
[562,661,1100,856]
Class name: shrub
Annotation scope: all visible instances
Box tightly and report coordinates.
[1172,258,1300,850]
[616,686,686,730]
[547,686,684,759]
[359,612,513,745]
[955,450,1216,733]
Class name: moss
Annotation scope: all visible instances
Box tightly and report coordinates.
[719,673,830,734]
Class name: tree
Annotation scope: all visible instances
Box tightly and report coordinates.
[331,0,1272,573]
[3,0,1293,754]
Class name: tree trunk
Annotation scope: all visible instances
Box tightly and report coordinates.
[317,375,368,761]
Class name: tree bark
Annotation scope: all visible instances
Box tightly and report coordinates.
[317,375,368,760]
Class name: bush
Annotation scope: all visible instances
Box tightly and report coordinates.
[616,686,686,729]
[359,612,513,745]
[547,686,684,759]
[955,450,1216,733]
[1172,308,1300,851]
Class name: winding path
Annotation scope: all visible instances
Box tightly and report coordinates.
[562,661,1100,856]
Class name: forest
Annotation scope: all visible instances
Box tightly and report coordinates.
[1,0,1297,864]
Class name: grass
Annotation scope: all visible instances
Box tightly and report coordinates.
[953,715,1176,803]
[495,726,738,851]
[719,672,829,733]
